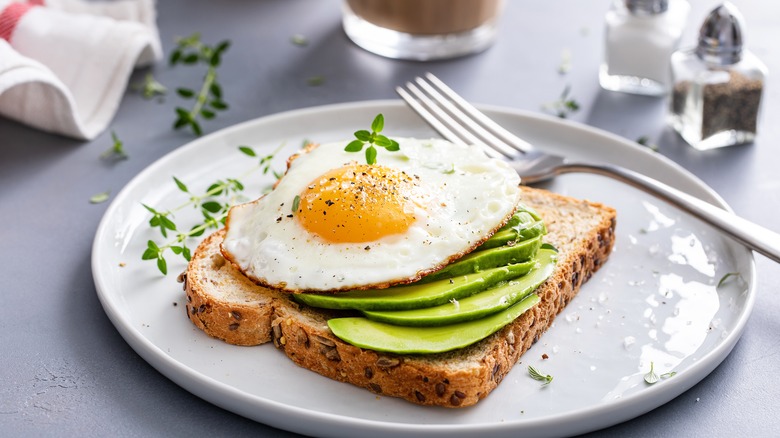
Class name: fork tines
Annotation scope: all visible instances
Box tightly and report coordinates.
[395,72,532,159]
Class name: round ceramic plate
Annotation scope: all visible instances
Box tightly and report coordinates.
[92,101,755,438]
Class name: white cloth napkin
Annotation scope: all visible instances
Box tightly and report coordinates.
[0,0,161,140]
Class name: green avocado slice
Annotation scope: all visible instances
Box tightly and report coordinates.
[362,248,557,326]
[327,293,541,354]
[293,261,535,311]
[418,235,542,283]
[475,220,546,250]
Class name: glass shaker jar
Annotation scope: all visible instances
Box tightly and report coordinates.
[600,0,690,96]
[669,3,767,150]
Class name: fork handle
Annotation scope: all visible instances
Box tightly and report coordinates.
[560,162,780,264]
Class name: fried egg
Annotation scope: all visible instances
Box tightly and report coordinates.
[221,138,521,292]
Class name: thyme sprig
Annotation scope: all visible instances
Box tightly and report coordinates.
[141,144,282,275]
[100,131,128,160]
[344,114,400,165]
[134,73,167,99]
[169,33,231,136]
[542,85,580,119]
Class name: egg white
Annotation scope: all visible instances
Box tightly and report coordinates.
[221,138,521,292]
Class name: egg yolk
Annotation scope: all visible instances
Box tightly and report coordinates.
[297,164,418,243]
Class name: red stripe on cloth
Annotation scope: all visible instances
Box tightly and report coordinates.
[27,0,46,6]
[0,3,35,42]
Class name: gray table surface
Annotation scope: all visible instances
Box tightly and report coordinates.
[2,0,778,436]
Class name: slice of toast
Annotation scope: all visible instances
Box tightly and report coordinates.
[182,186,616,407]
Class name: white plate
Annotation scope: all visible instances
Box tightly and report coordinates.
[92,101,755,438]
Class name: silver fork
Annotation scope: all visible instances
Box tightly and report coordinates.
[397,72,780,264]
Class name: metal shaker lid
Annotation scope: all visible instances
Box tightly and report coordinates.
[624,0,669,15]
[696,2,744,64]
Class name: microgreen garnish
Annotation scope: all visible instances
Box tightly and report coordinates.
[344,114,400,165]
[100,131,128,160]
[90,191,111,204]
[528,365,553,385]
[540,243,559,252]
[644,361,676,384]
[542,85,580,119]
[142,144,284,275]
[169,33,231,136]
[134,73,167,99]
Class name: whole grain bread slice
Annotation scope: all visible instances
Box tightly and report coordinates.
[182,186,616,407]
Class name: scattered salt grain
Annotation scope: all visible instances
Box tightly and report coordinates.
[623,336,636,350]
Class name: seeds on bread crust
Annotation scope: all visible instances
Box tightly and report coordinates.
[375,357,400,369]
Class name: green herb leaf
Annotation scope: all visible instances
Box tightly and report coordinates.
[169,49,182,65]
[542,85,580,119]
[210,83,222,99]
[173,177,189,193]
[345,140,364,152]
[636,136,660,152]
[134,73,167,99]
[100,131,128,160]
[90,191,111,204]
[365,145,378,165]
[290,34,308,46]
[528,365,553,385]
[176,88,195,99]
[210,100,228,111]
[371,114,384,132]
[201,201,222,213]
[354,130,371,142]
[540,243,559,252]
[157,256,168,275]
[239,146,256,157]
[292,195,301,213]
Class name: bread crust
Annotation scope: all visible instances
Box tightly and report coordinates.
[183,186,617,407]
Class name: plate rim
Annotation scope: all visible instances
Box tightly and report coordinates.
[91,99,757,437]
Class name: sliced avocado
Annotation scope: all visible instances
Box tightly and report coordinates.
[363,248,557,326]
[327,293,541,354]
[419,235,542,283]
[293,261,535,311]
[499,210,535,230]
[477,220,546,250]
[477,206,546,251]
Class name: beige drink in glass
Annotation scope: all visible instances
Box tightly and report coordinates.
[343,0,503,60]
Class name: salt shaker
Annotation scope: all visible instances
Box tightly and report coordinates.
[600,0,690,96]
[669,3,767,150]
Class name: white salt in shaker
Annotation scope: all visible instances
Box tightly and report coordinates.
[600,0,690,96]
[669,2,767,150]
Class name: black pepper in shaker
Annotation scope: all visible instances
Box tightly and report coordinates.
[669,2,767,150]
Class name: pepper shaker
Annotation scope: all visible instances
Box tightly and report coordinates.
[669,2,767,150]
[600,0,690,96]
